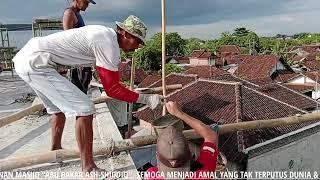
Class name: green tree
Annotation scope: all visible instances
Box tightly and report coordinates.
[184,38,204,56]
[133,44,162,71]
[120,51,134,60]
[203,40,218,54]
[150,32,186,56]
[293,32,311,39]
[233,27,250,37]
[246,32,260,55]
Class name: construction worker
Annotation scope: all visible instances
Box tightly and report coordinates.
[63,0,95,93]
[13,15,162,172]
[146,101,219,180]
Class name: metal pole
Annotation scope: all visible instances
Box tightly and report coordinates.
[161,0,167,116]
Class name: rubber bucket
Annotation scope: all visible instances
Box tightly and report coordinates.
[152,114,184,136]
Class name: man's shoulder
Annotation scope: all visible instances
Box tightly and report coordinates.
[84,25,113,31]
[63,8,76,17]
[85,25,116,38]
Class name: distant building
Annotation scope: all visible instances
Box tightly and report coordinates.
[217,45,241,58]
[166,56,190,67]
[190,49,217,66]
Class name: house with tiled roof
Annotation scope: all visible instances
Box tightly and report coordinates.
[147,73,197,95]
[288,45,320,55]
[190,49,217,66]
[216,54,254,67]
[166,56,190,66]
[217,45,241,58]
[119,60,147,84]
[233,55,294,82]
[184,66,227,79]
[134,79,318,171]
[289,52,320,72]
[300,52,320,71]
[278,71,320,99]
[138,74,161,88]
[213,74,318,112]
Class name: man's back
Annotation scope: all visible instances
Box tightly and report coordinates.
[36,25,118,67]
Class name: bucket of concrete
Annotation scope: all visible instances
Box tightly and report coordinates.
[152,114,184,136]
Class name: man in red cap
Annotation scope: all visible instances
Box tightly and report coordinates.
[13,15,162,172]
[146,101,219,179]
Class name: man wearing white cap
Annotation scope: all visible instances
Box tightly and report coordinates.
[13,15,162,172]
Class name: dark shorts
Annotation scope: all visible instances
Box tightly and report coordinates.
[71,67,92,94]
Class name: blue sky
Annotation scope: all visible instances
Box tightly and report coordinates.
[1,0,320,48]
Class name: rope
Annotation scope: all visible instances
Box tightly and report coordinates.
[95,138,115,158]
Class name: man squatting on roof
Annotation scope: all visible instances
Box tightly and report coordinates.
[13,15,162,172]
[146,101,219,180]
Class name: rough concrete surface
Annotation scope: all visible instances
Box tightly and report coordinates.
[0,74,140,179]
[0,71,35,118]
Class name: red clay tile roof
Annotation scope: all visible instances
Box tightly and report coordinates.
[284,84,315,93]
[148,73,198,95]
[175,57,190,64]
[184,66,227,79]
[213,74,317,111]
[134,80,312,162]
[298,53,320,71]
[305,52,320,61]
[292,55,306,63]
[138,74,162,88]
[216,54,254,66]
[273,71,300,83]
[218,45,241,54]
[289,45,320,54]
[191,50,214,59]
[302,61,320,71]
[119,61,147,84]
[301,71,320,83]
[234,55,290,80]
[258,83,317,111]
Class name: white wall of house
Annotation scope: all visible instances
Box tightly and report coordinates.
[288,76,305,84]
[190,58,209,66]
[287,76,315,84]
[270,61,287,75]
[168,58,178,64]
[209,59,215,66]
[247,131,320,171]
[312,90,320,99]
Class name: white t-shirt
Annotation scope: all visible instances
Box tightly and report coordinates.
[14,25,121,71]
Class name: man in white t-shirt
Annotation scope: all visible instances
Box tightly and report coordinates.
[13,15,162,172]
